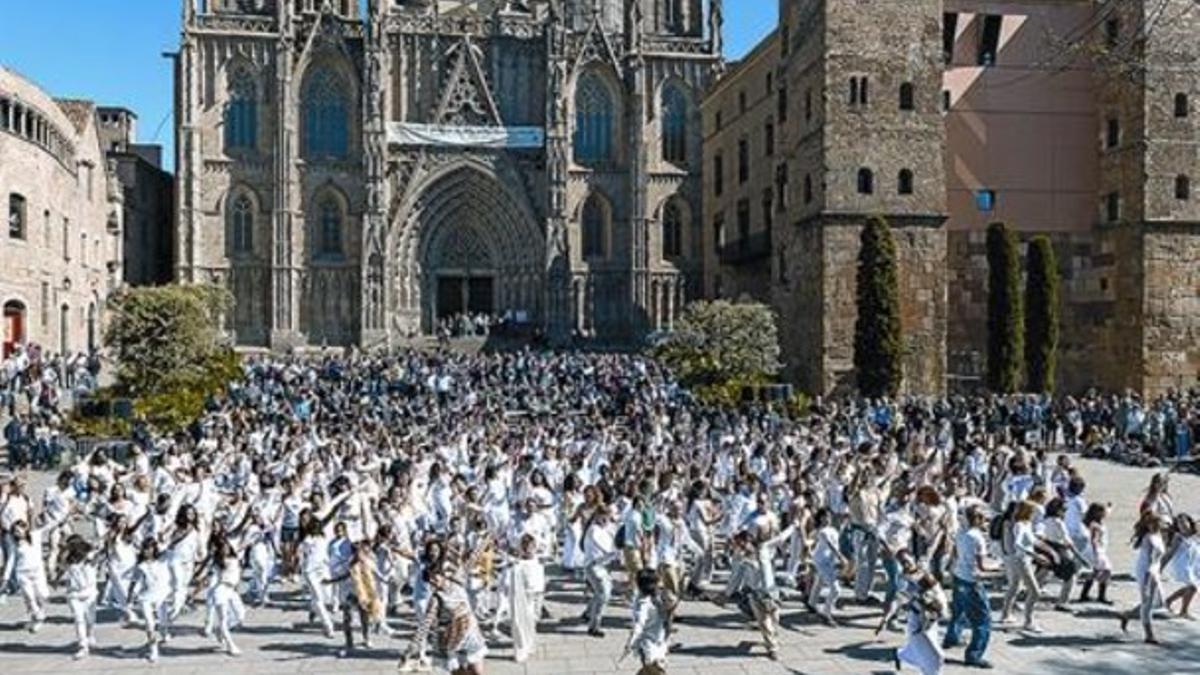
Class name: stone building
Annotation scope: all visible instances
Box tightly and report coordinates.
[748,0,948,396]
[97,107,175,287]
[0,66,124,358]
[705,0,1200,397]
[175,0,721,349]
[700,31,779,304]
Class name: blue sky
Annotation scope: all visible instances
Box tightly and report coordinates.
[0,1,775,172]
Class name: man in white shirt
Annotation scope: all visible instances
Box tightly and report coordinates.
[943,508,997,670]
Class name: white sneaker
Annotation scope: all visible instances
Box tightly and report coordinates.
[1023,623,1046,634]
[148,645,160,663]
[73,647,89,661]
[28,620,43,634]
[227,643,242,657]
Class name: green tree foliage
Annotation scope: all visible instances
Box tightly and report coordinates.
[986,222,1024,393]
[72,284,238,436]
[104,284,232,396]
[1024,235,1060,393]
[854,216,904,398]
[653,300,782,407]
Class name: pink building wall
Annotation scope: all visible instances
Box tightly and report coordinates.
[944,1,1099,233]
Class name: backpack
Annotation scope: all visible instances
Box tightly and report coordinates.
[614,523,627,550]
[989,502,1017,542]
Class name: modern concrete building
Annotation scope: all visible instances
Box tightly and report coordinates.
[0,66,124,358]
[174,0,722,348]
[706,0,1200,396]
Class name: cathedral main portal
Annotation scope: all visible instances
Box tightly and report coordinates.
[395,165,544,334]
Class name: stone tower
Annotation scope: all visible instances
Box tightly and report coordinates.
[175,0,720,348]
[773,0,948,395]
[1093,0,1200,395]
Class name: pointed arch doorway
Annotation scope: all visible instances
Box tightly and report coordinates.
[395,165,545,334]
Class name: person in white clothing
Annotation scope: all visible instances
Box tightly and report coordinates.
[1120,511,1167,644]
[59,535,100,660]
[622,568,669,675]
[582,508,617,637]
[508,534,544,663]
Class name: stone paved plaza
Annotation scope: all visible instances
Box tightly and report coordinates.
[1,458,1199,675]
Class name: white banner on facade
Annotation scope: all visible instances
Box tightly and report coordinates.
[387,123,545,149]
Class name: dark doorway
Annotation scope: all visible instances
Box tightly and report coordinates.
[436,275,495,322]
[437,277,465,320]
[468,277,494,315]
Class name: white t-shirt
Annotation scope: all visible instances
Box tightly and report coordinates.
[953,527,986,583]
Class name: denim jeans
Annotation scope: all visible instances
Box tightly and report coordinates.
[943,576,991,665]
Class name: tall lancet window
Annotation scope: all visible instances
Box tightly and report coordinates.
[302,68,349,159]
[662,83,688,165]
[224,68,257,151]
[574,72,614,166]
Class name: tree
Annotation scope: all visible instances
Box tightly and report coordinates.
[82,284,240,434]
[854,216,903,398]
[104,284,233,395]
[1024,236,1060,393]
[986,222,1024,393]
[653,300,781,406]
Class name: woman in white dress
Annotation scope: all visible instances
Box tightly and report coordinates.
[1120,512,1167,644]
[1077,503,1113,603]
[129,539,173,662]
[204,539,247,656]
[509,534,545,663]
[1164,513,1199,619]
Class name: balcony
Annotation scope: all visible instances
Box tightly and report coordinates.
[719,230,772,266]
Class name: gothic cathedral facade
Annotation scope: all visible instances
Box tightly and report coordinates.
[175,0,722,348]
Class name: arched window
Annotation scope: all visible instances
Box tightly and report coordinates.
[229,193,254,255]
[898,169,914,195]
[316,195,343,258]
[574,72,614,166]
[225,68,257,151]
[1176,175,1191,200]
[581,194,609,259]
[662,84,688,165]
[1176,93,1190,118]
[899,82,915,111]
[857,168,875,195]
[662,200,684,259]
[302,68,349,159]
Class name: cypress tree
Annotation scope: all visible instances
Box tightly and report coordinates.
[854,216,903,398]
[1024,235,1060,393]
[986,222,1024,393]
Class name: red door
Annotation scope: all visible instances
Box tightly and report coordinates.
[3,303,25,358]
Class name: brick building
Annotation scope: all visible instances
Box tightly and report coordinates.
[705,0,1200,397]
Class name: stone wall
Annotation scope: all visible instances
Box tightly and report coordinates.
[1142,227,1200,395]
[946,226,1169,395]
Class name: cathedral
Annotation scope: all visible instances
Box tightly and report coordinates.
[175,0,722,348]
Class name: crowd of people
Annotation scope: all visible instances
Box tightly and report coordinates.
[0,348,1197,674]
[2,344,100,471]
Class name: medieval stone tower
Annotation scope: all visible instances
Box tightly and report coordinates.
[773,0,948,395]
[175,0,721,348]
